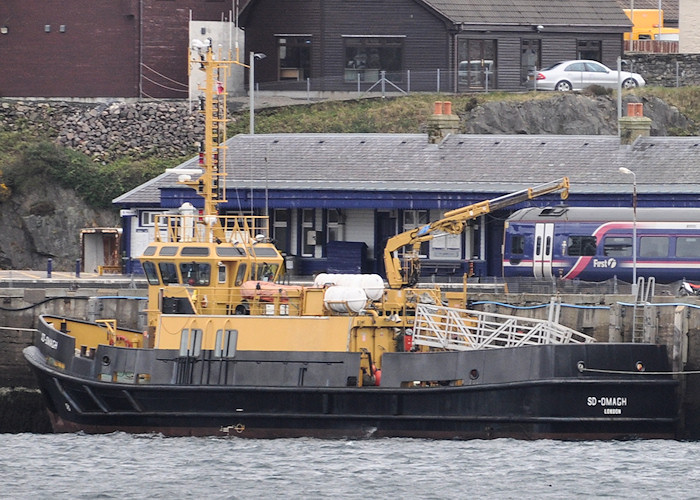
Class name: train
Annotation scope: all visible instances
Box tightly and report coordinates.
[502,206,700,283]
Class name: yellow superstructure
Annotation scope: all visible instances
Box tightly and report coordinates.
[624,9,679,41]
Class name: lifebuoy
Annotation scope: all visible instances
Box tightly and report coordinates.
[116,335,133,348]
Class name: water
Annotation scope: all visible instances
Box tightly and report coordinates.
[1,434,699,499]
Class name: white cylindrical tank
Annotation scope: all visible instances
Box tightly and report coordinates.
[314,273,384,301]
[323,286,368,313]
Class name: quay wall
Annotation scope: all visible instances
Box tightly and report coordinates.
[2,286,699,437]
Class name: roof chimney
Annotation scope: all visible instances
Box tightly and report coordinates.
[619,102,651,145]
[428,101,460,143]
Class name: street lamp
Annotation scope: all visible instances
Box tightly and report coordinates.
[249,52,266,134]
[619,167,637,296]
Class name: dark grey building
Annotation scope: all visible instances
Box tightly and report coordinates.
[240,0,632,92]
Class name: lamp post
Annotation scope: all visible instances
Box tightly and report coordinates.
[249,52,266,135]
[619,167,637,296]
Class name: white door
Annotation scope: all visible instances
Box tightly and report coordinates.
[533,223,554,278]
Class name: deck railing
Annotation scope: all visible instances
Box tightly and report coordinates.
[412,303,595,351]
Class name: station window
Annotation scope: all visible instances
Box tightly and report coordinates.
[273,209,289,253]
[327,209,344,242]
[403,210,429,257]
[302,208,316,257]
[568,236,597,256]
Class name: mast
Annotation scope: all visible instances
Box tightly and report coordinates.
[184,43,233,219]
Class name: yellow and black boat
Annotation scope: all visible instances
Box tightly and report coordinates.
[23,43,678,439]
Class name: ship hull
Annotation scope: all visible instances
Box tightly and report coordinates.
[24,340,679,440]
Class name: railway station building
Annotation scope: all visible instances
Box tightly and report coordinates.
[114,102,700,279]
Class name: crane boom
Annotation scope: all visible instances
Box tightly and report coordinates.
[383,177,570,288]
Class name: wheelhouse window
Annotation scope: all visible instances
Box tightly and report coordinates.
[577,40,602,61]
[179,262,211,286]
[567,236,597,256]
[344,36,403,83]
[277,35,311,81]
[142,261,160,285]
[158,262,179,284]
[458,39,497,90]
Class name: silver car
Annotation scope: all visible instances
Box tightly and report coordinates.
[530,60,645,91]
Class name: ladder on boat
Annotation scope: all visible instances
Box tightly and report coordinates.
[631,277,655,343]
[411,303,595,351]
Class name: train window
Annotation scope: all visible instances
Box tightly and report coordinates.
[640,237,669,258]
[511,235,525,255]
[677,237,700,258]
[604,237,632,257]
[567,236,597,256]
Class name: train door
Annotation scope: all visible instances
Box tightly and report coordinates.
[533,223,554,278]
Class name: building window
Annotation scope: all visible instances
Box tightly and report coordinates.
[578,40,602,61]
[520,39,540,86]
[402,210,429,257]
[140,211,164,227]
[344,36,403,83]
[273,209,289,253]
[302,208,316,257]
[277,36,311,81]
[458,39,497,90]
[327,209,344,242]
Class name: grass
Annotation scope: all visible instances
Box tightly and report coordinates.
[0,87,697,209]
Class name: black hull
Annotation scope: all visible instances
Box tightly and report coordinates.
[25,346,679,440]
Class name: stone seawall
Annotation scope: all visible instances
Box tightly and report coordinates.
[627,53,700,87]
[0,100,205,162]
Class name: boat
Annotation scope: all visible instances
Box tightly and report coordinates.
[23,42,679,439]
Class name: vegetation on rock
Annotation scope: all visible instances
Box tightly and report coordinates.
[0,88,699,210]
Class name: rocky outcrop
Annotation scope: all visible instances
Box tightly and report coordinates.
[461,94,692,136]
[0,185,117,270]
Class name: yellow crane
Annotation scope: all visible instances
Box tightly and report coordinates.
[383,177,570,289]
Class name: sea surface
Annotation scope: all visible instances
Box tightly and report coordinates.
[1,434,698,499]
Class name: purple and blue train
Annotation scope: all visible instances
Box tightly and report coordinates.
[502,207,700,282]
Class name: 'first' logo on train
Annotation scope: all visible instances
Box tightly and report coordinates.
[592,258,617,268]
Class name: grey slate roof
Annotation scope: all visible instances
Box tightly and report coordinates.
[113,133,700,206]
[421,0,631,27]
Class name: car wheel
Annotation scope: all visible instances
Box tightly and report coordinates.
[555,80,572,92]
[622,78,638,89]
